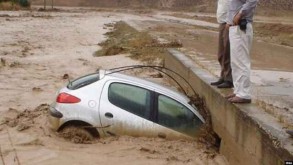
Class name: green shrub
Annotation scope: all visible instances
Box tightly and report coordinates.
[0,0,30,7]
[18,0,30,7]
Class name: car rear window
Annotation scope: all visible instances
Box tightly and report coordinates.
[67,73,99,90]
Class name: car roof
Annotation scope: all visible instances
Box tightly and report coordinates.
[100,70,190,103]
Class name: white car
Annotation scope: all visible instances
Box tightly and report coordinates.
[49,70,205,140]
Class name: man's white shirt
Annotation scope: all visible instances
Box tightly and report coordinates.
[217,0,229,23]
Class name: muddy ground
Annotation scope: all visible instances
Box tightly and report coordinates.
[0,9,228,165]
[0,6,292,164]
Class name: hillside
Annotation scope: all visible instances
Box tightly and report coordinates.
[32,0,293,11]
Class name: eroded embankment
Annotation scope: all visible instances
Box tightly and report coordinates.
[94,21,182,63]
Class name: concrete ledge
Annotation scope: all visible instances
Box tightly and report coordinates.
[164,48,293,165]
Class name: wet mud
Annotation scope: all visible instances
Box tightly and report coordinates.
[0,9,228,164]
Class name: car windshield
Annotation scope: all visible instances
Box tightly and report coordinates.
[67,73,99,90]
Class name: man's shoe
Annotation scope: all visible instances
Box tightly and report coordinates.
[217,81,233,88]
[211,79,224,86]
[228,96,251,103]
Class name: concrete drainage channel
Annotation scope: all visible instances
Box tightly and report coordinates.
[164,48,293,165]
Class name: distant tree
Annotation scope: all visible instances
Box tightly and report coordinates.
[19,0,30,7]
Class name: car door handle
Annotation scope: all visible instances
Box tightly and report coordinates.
[105,112,113,118]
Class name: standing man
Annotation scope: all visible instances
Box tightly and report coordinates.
[226,0,258,103]
[210,0,233,88]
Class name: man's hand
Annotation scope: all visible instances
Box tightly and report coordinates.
[233,12,243,25]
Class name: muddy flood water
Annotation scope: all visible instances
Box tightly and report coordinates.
[0,9,228,164]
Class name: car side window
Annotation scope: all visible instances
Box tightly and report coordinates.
[108,83,151,120]
[157,95,203,137]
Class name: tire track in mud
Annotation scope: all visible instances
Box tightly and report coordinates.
[0,145,5,165]
[7,128,21,165]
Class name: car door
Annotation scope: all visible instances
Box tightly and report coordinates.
[99,80,158,137]
[153,94,204,138]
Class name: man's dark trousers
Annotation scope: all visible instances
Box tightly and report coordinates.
[218,23,232,82]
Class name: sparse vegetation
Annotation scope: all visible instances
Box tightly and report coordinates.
[0,0,30,10]
[18,0,30,7]
[189,94,221,151]
[254,22,293,47]
[257,0,293,11]
[95,21,182,63]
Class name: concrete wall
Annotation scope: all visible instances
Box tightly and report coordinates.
[164,48,293,165]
